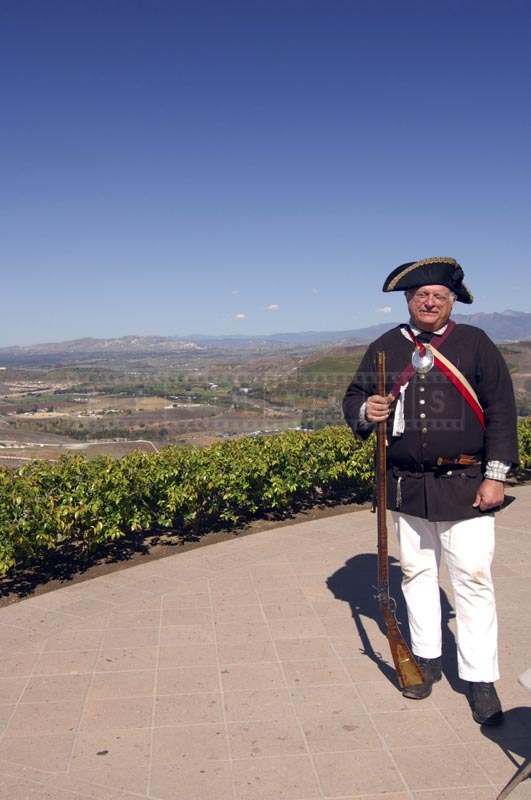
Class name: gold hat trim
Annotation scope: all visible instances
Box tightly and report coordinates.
[387,257,459,291]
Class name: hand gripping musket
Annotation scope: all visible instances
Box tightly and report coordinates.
[375,351,425,690]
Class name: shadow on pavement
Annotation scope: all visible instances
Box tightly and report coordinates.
[481,707,531,798]
[326,553,464,693]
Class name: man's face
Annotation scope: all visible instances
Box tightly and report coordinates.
[406,284,455,331]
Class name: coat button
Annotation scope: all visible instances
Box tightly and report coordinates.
[419,399,426,405]
[419,386,425,392]
[420,413,426,419]
[421,427,428,433]
[422,442,428,448]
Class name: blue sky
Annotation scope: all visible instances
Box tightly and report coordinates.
[1,0,530,346]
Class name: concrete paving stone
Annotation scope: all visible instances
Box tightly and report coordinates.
[267,616,328,640]
[93,646,158,673]
[87,670,156,700]
[4,698,84,737]
[69,728,151,795]
[79,696,154,732]
[253,587,308,605]
[158,622,214,645]
[157,665,220,695]
[249,561,297,578]
[222,688,294,723]
[220,662,286,693]
[76,581,152,607]
[296,575,340,601]
[118,574,185,596]
[0,677,29,706]
[46,773,130,798]
[301,710,382,753]
[356,679,441,713]
[209,575,256,597]
[20,673,91,704]
[44,628,105,653]
[261,602,319,622]
[54,597,116,619]
[211,590,260,607]
[151,722,229,762]
[160,605,214,627]
[342,656,396,682]
[289,684,364,720]
[0,652,39,678]
[162,581,211,603]
[227,718,307,759]
[313,749,404,796]
[310,600,358,620]
[467,738,531,785]
[281,657,351,687]
[0,705,14,733]
[214,620,273,647]
[318,616,361,639]
[250,574,300,593]
[231,754,321,800]
[0,624,47,653]
[0,779,81,800]
[149,758,233,800]
[413,790,495,800]
[372,708,460,747]
[0,732,75,772]
[33,649,99,676]
[158,641,218,668]
[213,603,266,625]
[154,692,223,726]
[100,627,159,650]
[390,744,492,789]
[439,704,529,743]
[217,639,278,665]
[274,637,336,662]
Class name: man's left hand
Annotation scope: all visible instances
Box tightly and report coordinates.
[473,479,505,512]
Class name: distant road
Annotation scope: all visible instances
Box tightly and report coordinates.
[0,438,159,453]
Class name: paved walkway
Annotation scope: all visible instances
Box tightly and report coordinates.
[0,486,530,800]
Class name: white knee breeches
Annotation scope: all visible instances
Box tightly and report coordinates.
[391,511,499,683]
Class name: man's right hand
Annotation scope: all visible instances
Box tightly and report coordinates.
[365,393,394,423]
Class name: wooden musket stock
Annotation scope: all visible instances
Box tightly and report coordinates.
[375,351,425,689]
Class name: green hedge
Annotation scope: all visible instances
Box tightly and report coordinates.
[0,427,374,575]
[1,420,530,577]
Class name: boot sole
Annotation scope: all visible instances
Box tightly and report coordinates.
[402,674,442,700]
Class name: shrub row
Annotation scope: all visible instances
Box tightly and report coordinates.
[1,420,529,577]
[0,427,374,575]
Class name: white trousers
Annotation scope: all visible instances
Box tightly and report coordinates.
[391,511,499,682]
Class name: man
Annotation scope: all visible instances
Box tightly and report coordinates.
[342,257,518,726]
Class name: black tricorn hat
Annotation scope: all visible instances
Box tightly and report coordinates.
[382,257,473,304]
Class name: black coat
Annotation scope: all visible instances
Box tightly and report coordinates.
[342,323,519,521]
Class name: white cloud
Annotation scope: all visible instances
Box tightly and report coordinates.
[233,313,247,320]
[311,287,319,294]
[231,289,239,295]
[265,304,280,312]
[376,306,392,314]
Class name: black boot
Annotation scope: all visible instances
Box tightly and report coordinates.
[402,656,442,699]
[467,682,503,726]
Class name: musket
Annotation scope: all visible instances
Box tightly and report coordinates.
[375,351,425,690]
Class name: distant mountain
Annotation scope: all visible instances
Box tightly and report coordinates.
[0,335,203,356]
[1,310,530,360]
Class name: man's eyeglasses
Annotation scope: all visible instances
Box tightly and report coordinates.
[409,291,452,304]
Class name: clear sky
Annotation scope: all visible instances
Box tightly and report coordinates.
[2,0,530,346]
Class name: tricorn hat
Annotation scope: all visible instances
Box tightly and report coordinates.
[382,257,473,304]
